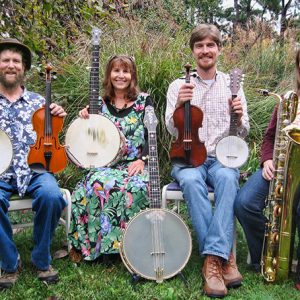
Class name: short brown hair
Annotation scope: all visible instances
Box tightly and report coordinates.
[102,55,139,101]
[189,24,222,50]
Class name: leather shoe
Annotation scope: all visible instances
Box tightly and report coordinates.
[222,253,243,288]
[202,255,227,298]
[37,265,58,283]
[0,258,21,289]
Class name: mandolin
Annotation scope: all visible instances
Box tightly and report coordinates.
[120,106,192,282]
[27,64,67,173]
[215,68,249,168]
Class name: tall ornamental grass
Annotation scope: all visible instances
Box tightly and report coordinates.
[26,21,298,189]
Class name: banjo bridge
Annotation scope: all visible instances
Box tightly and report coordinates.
[151,251,166,255]
[86,151,99,155]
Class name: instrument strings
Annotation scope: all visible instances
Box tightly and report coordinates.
[151,212,164,283]
[149,131,165,282]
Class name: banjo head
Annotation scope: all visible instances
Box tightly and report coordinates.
[121,209,192,281]
[65,114,125,168]
[216,135,249,168]
[0,129,13,175]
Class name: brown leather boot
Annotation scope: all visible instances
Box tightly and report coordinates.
[202,255,227,298]
[222,253,243,288]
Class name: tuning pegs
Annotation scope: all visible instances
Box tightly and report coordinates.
[38,63,58,81]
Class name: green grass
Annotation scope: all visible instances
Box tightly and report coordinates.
[1,215,300,300]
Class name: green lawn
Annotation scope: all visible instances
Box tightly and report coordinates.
[1,212,300,300]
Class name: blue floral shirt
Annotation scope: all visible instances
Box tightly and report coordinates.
[0,88,45,196]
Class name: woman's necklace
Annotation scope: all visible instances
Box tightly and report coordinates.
[111,99,128,113]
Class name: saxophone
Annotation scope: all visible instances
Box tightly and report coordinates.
[260,90,300,282]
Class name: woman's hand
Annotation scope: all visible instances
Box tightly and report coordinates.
[50,103,67,117]
[79,105,89,119]
[262,159,275,181]
[128,159,145,176]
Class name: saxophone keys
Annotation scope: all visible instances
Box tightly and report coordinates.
[273,205,282,217]
[275,184,283,197]
[271,232,279,243]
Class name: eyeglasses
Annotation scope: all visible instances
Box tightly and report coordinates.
[108,55,135,63]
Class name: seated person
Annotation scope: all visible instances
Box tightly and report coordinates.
[0,38,67,289]
[165,24,249,298]
[68,55,153,262]
[234,48,300,290]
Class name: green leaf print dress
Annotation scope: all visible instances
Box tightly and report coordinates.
[68,93,151,260]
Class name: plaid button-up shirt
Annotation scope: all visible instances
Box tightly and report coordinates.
[165,70,250,157]
[0,88,45,196]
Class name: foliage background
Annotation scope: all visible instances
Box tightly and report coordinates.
[1,0,300,299]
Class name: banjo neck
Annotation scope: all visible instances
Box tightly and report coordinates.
[228,68,243,136]
[89,28,101,114]
[148,128,161,209]
[229,93,238,136]
[144,105,161,209]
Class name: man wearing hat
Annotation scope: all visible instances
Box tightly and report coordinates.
[0,38,67,288]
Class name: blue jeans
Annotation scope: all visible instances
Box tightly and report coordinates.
[0,173,66,272]
[171,157,240,260]
[234,168,300,268]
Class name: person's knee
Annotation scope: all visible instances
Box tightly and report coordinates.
[216,168,238,185]
[34,188,65,213]
[234,187,256,218]
[180,175,204,191]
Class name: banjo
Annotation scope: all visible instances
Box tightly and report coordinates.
[0,129,13,175]
[65,27,125,169]
[215,68,249,168]
[120,106,192,283]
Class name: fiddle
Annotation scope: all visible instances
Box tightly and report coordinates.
[27,64,67,173]
[169,63,207,167]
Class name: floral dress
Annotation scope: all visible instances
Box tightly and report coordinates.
[68,93,150,260]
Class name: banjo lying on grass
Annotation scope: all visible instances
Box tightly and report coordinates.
[65,27,125,169]
[120,106,192,283]
[215,67,249,168]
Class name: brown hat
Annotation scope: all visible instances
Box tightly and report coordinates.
[0,38,32,70]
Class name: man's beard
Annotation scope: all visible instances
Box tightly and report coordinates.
[0,71,25,89]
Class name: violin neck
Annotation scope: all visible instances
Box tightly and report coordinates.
[89,44,100,114]
[45,81,52,136]
[229,94,238,136]
[184,101,191,135]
